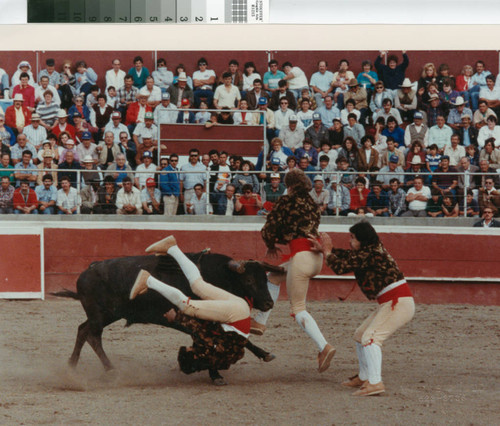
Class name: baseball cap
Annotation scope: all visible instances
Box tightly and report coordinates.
[289,115,298,122]
[270,173,280,179]
[65,139,75,146]
[313,175,324,182]
[81,131,92,140]
[181,98,190,106]
[111,111,121,119]
[72,111,83,118]
[162,92,170,100]
[258,97,268,105]
[312,112,321,120]
[144,112,154,120]
[143,151,153,158]
[271,157,281,165]
[389,154,399,163]
[413,111,423,119]
[146,177,156,187]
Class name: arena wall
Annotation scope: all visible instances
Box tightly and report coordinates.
[32,222,500,306]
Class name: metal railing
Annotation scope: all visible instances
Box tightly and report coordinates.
[16,167,497,218]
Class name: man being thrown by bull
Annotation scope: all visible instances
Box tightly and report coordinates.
[130,236,251,380]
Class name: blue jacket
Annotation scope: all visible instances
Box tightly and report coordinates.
[295,147,319,167]
[68,104,91,124]
[160,165,180,196]
[213,192,235,215]
[366,190,390,210]
[176,111,196,124]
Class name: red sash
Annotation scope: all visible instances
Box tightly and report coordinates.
[227,317,251,335]
[377,282,413,309]
[281,237,317,262]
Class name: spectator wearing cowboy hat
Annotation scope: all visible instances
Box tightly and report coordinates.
[447,96,473,130]
[125,89,153,130]
[22,112,47,149]
[52,109,76,139]
[344,78,369,124]
[455,112,478,147]
[404,156,426,190]
[5,93,31,135]
[395,78,417,122]
[167,72,194,108]
[36,149,58,187]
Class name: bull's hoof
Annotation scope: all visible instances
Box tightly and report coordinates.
[263,353,276,362]
[212,377,227,386]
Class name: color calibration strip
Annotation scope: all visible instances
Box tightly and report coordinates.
[27,0,268,23]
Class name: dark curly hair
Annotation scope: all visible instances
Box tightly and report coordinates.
[349,221,380,248]
[284,168,312,195]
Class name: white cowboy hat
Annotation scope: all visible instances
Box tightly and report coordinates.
[399,78,413,88]
[453,96,466,106]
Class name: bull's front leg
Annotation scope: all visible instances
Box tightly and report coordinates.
[245,340,276,362]
[209,368,226,386]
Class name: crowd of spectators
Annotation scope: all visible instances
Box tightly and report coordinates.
[0,53,499,225]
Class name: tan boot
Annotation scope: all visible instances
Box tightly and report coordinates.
[317,343,336,373]
[250,319,266,336]
[352,381,385,396]
[130,270,151,299]
[145,236,177,254]
[341,374,368,388]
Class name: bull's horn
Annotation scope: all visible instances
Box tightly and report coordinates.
[259,262,285,274]
[227,260,246,274]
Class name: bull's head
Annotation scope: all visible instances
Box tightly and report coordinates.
[227,260,284,312]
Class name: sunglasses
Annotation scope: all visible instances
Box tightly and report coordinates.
[170,159,178,162]
[189,154,198,157]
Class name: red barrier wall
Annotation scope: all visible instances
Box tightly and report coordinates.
[0,235,41,294]
[160,123,263,156]
[44,228,500,305]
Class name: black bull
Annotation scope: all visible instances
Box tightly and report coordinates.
[53,251,283,383]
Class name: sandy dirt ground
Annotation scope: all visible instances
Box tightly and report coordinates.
[0,298,498,425]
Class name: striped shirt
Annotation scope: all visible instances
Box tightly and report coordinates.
[22,124,47,148]
[36,101,60,126]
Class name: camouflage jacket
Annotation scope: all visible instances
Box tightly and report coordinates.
[325,243,405,300]
[175,312,247,372]
[261,193,321,249]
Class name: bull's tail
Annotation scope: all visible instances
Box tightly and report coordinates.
[51,289,80,300]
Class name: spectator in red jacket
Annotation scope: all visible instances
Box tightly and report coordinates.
[125,90,153,129]
[235,183,262,215]
[5,94,31,135]
[349,177,370,212]
[12,72,35,110]
[13,180,38,214]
